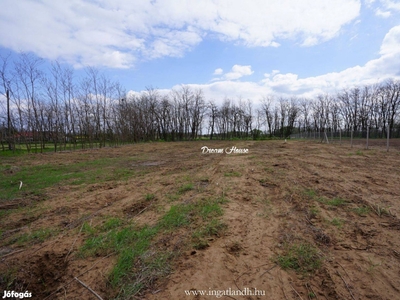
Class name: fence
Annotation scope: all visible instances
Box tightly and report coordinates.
[290,129,400,151]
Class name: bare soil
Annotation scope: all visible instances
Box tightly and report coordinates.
[1,140,400,300]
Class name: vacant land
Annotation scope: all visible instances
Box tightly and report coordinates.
[1,140,400,300]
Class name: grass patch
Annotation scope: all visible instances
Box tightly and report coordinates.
[109,226,158,286]
[166,193,180,202]
[352,206,370,216]
[114,251,172,299]
[192,219,227,250]
[198,198,223,220]
[82,222,97,236]
[304,189,348,207]
[79,196,226,298]
[330,218,344,228]
[304,189,317,199]
[275,242,322,274]
[145,193,156,201]
[224,171,241,177]
[158,204,194,230]
[15,228,56,246]
[0,158,138,201]
[325,197,347,206]
[308,206,319,218]
[102,217,124,231]
[178,183,194,194]
[348,150,365,156]
[0,268,18,290]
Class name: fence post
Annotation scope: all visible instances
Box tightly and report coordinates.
[351,127,353,148]
[324,131,329,144]
[366,126,369,150]
[339,130,341,145]
[387,125,390,152]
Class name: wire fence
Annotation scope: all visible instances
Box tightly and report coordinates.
[290,129,400,151]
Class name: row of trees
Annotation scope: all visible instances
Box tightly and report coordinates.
[1,53,400,152]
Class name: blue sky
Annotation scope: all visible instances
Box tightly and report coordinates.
[1,0,400,104]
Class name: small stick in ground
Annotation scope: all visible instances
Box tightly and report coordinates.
[336,270,356,300]
[289,282,304,300]
[234,271,250,291]
[337,262,351,280]
[260,264,277,277]
[43,252,116,300]
[65,222,85,262]
[74,277,104,300]
[306,282,318,300]
[0,249,25,259]
[278,271,289,300]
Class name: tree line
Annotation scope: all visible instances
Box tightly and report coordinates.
[1,53,399,152]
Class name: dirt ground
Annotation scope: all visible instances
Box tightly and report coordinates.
[1,140,400,300]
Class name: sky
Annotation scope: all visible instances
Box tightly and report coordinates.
[1,0,400,105]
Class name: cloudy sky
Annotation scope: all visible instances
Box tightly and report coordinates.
[1,0,400,103]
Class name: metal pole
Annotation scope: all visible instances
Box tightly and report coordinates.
[351,127,353,148]
[387,124,390,152]
[7,89,12,150]
[366,126,369,150]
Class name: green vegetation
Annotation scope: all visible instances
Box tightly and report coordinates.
[324,197,347,206]
[330,218,344,228]
[275,242,322,274]
[102,217,124,231]
[15,228,56,246]
[0,157,141,201]
[224,171,241,177]
[304,189,317,199]
[0,268,18,290]
[158,204,193,230]
[303,189,348,207]
[77,196,226,298]
[158,197,225,231]
[80,224,158,283]
[352,206,370,216]
[145,193,156,201]
[192,219,227,250]
[166,193,180,202]
[308,206,319,218]
[178,183,194,194]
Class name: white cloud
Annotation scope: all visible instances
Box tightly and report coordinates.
[213,68,224,75]
[222,65,254,80]
[0,0,360,68]
[380,25,400,55]
[132,25,400,102]
[375,8,392,17]
[270,42,281,48]
[370,0,400,15]
[382,0,400,11]
[260,26,400,96]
